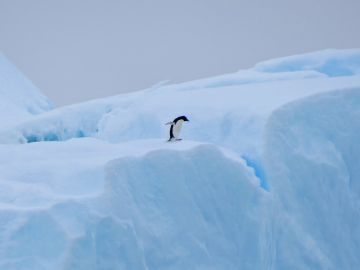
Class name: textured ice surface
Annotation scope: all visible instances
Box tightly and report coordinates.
[0,140,268,270]
[0,49,360,269]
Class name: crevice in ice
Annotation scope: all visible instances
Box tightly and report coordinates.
[242,155,269,191]
[24,130,86,143]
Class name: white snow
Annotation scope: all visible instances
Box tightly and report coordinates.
[0,49,359,269]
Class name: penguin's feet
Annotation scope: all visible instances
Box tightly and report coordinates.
[167,138,182,142]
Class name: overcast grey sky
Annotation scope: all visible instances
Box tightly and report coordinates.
[0,0,359,106]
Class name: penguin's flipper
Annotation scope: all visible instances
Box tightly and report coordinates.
[165,122,174,125]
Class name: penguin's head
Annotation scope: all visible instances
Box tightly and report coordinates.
[182,116,189,122]
[174,115,189,123]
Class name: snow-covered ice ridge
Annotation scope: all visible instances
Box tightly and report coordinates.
[0,53,53,124]
[0,49,359,269]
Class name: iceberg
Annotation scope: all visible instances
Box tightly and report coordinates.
[0,49,359,269]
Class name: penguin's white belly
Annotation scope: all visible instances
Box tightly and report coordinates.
[172,121,183,139]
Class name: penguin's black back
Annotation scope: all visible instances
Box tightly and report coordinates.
[169,124,174,140]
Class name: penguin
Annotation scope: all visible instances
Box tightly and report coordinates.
[165,116,189,141]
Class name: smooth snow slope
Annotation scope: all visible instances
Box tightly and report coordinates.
[0,49,359,270]
[255,49,360,76]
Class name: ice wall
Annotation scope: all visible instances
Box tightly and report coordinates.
[263,87,360,269]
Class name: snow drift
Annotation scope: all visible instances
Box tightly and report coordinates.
[255,49,360,77]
